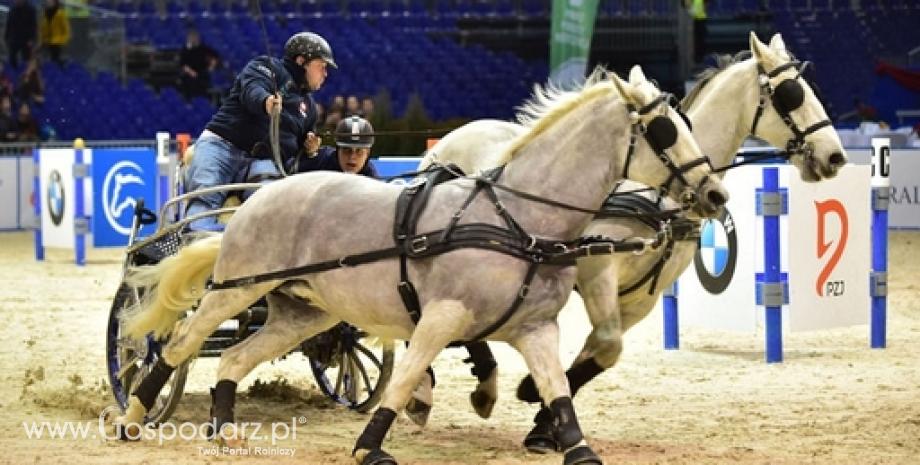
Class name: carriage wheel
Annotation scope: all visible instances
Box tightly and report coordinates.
[306,323,395,413]
[106,283,190,424]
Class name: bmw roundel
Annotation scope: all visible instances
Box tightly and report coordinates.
[693,207,738,294]
[46,170,65,226]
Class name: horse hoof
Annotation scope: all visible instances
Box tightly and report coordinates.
[516,375,540,403]
[355,448,397,465]
[523,422,559,454]
[470,390,495,419]
[404,398,431,427]
[216,425,248,449]
[113,421,143,441]
[563,445,602,465]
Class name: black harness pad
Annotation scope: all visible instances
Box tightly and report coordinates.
[393,163,466,255]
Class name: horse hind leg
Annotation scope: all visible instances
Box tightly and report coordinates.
[510,322,601,465]
[111,285,273,440]
[208,291,338,448]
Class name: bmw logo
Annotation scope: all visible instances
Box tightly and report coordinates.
[693,207,738,294]
[47,170,65,226]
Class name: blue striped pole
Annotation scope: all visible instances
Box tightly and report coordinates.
[759,167,784,363]
[663,281,679,349]
[156,132,171,214]
[870,138,890,349]
[73,138,87,266]
[32,147,44,261]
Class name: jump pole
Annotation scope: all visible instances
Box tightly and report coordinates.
[870,137,890,349]
[73,138,88,266]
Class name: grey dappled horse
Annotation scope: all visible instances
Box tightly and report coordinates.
[112,65,728,465]
[414,33,848,453]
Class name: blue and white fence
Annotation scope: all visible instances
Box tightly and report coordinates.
[30,135,173,265]
[669,138,893,362]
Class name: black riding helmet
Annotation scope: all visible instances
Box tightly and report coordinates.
[284,32,337,68]
[335,116,374,148]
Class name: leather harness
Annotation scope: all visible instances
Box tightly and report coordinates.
[210,163,657,342]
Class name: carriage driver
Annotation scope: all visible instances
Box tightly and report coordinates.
[182,31,335,231]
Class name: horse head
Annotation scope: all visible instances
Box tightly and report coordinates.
[610,65,728,219]
[750,32,848,182]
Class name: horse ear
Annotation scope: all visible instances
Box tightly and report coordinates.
[628,65,647,85]
[750,31,771,63]
[768,33,787,51]
[611,72,635,106]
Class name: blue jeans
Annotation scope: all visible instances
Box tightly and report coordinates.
[183,134,248,230]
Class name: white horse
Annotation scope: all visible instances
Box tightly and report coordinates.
[412,32,848,452]
[110,65,728,464]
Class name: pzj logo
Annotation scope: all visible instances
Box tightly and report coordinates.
[815,199,848,297]
[46,170,66,226]
[693,207,738,294]
[102,161,146,235]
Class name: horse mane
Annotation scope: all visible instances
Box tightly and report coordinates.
[680,51,752,109]
[497,66,615,165]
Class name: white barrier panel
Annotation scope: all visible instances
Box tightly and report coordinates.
[19,156,35,229]
[0,157,19,230]
[847,148,920,229]
[679,164,871,333]
[38,149,78,248]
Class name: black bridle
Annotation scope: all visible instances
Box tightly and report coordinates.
[621,92,714,211]
[716,59,833,173]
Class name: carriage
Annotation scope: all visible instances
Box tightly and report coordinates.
[104,175,396,424]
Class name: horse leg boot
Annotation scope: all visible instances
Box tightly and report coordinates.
[355,300,473,464]
[464,341,498,419]
[110,358,176,440]
[519,318,623,454]
[210,293,339,448]
[511,322,601,465]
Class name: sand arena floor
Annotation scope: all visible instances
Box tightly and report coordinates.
[1,230,918,464]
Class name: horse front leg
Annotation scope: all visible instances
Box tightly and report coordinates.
[511,322,602,465]
[353,300,472,465]
[111,286,270,440]
[209,292,338,449]
[517,256,622,454]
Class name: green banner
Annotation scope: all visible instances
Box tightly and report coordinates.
[549,0,600,89]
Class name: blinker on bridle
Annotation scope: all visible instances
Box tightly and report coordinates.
[749,59,833,164]
[622,92,712,210]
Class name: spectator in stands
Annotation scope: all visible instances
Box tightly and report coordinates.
[16,58,45,106]
[0,95,19,142]
[5,0,38,70]
[15,101,40,142]
[685,0,709,64]
[330,94,345,113]
[361,96,375,119]
[182,31,336,231]
[315,101,326,129]
[39,0,70,67]
[345,94,360,116]
[178,28,221,101]
[0,63,15,100]
[323,107,343,133]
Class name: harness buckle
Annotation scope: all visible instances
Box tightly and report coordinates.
[519,284,530,299]
[410,236,428,254]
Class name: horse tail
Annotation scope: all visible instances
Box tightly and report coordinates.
[122,233,224,340]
